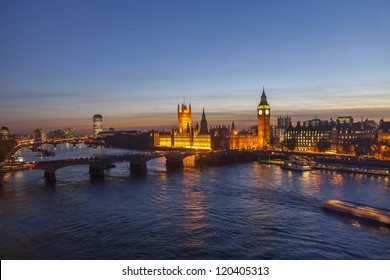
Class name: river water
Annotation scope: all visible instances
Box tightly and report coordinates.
[1,143,389,259]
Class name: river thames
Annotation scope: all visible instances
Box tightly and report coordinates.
[0,144,389,259]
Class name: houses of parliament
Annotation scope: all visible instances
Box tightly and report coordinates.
[155,88,271,150]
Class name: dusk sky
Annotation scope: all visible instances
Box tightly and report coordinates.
[1,0,390,134]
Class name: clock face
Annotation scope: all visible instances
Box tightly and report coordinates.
[258,110,262,115]
[265,109,269,115]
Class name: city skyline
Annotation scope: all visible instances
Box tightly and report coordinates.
[2,89,389,135]
[1,0,390,134]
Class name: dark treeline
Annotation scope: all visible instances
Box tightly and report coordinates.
[0,140,16,162]
[104,132,154,150]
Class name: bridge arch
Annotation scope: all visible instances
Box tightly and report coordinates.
[162,152,199,169]
[146,156,166,172]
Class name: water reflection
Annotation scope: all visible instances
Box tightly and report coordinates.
[178,171,208,250]
[329,173,345,187]
[350,220,361,229]
[152,158,169,204]
[298,172,321,196]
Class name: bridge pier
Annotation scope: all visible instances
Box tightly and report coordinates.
[166,158,184,169]
[89,162,104,179]
[130,163,147,176]
[44,169,57,183]
[0,172,4,186]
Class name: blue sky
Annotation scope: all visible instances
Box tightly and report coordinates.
[1,0,389,134]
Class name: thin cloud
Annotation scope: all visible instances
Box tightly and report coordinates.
[0,91,81,100]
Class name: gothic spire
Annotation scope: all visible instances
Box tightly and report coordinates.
[259,87,269,106]
[199,107,208,134]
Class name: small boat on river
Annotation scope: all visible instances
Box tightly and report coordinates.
[36,149,55,157]
[280,160,311,171]
[323,199,390,226]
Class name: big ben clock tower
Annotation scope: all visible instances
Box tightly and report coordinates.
[257,87,271,148]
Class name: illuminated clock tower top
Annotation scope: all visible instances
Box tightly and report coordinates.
[258,87,270,116]
[258,87,269,107]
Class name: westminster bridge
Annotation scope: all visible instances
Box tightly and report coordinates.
[0,150,265,184]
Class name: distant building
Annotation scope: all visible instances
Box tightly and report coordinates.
[303,117,322,127]
[47,128,75,139]
[93,114,103,138]
[337,116,354,125]
[64,128,75,138]
[363,119,378,129]
[378,119,390,159]
[272,115,291,143]
[278,116,291,128]
[33,129,47,141]
[330,119,377,155]
[378,119,390,144]
[49,130,64,139]
[0,126,10,140]
[284,120,332,152]
[331,119,376,145]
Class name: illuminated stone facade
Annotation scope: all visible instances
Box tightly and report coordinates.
[159,131,173,147]
[156,90,271,150]
[193,134,211,149]
[174,133,194,148]
[174,102,195,148]
[230,131,257,149]
[257,88,271,148]
[178,103,192,134]
[156,104,212,150]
